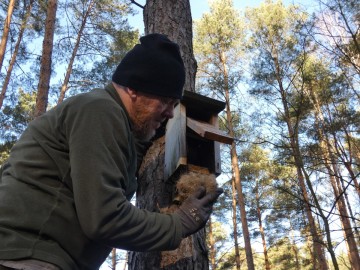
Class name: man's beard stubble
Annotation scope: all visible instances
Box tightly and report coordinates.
[131,105,156,141]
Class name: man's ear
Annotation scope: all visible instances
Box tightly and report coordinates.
[127,88,138,100]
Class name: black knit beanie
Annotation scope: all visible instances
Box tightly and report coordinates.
[112,33,185,99]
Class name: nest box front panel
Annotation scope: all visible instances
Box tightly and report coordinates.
[164,91,233,180]
[164,104,187,180]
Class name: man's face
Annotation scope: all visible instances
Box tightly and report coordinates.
[131,92,179,141]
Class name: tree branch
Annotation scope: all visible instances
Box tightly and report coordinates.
[130,0,144,9]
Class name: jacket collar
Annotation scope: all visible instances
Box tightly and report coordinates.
[104,82,133,130]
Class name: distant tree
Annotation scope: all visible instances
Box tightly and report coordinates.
[0,88,36,163]
[0,0,34,109]
[194,0,254,269]
[298,53,360,269]
[56,0,137,101]
[245,1,332,269]
[268,237,305,270]
[240,144,274,270]
[0,0,140,174]
[206,218,228,270]
[313,0,360,78]
[57,0,96,103]
[0,0,16,72]
[86,29,138,90]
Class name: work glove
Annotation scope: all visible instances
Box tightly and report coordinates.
[176,186,223,238]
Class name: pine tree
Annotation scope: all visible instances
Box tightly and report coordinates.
[194,1,254,268]
[245,1,331,268]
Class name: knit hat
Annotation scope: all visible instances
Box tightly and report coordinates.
[112,33,185,99]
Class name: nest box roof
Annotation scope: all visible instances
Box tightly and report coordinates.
[182,90,225,115]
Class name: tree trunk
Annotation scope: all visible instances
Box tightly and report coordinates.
[323,138,360,270]
[332,172,360,270]
[332,130,360,201]
[128,1,204,269]
[112,248,116,270]
[35,0,58,117]
[222,49,254,270]
[306,79,359,269]
[273,56,330,270]
[255,183,270,270]
[143,0,196,94]
[208,217,216,270]
[231,177,241,270]
[122,252,128,270]
[0,0,16,72]
[57,0,95,104]
[338,173,360,242]
[0,0,34,110]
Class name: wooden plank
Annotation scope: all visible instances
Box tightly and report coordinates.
[186,117,234,145]
[164,104,187,179]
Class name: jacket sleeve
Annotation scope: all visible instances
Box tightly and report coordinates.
[63,97,183,251]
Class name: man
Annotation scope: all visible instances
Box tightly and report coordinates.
[0,33,222,270]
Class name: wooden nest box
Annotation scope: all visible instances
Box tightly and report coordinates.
[164,90,233,180]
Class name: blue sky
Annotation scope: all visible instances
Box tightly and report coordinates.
[128,0,316,34]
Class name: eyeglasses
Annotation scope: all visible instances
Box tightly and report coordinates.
[159,96,180,108]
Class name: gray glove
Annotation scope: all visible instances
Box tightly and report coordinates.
[176,186,223,238]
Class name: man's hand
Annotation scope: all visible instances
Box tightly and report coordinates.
[175,186,223,238]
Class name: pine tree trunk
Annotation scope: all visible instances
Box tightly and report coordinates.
[231,177,241,270]
[273,56,330,270]
[128,1,203,269]
[338,173,360,241]
[208,217,216,270]
[322,140,360,269]
[331,172,360,270]
[123,253,128,270]
[330,131,360,241]
[35,0,58,117]
[0,0,16,72]
[0,0,33,110]
[112,248,117,270]
[343,159,360,201]
[306,80,359,269]
[255,183,270,270]
[333,132,360,201]
[222,49,254,270]
[143,0,196,93]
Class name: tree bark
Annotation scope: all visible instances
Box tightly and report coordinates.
[35,0,57,117]
[0,0,16,72]
[143,0,196,93]
[231,177,241,270]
